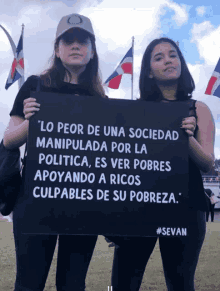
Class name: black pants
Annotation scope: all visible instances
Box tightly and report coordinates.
[206,201,215,222]
[13,214,97,291]
[107,210,206,291]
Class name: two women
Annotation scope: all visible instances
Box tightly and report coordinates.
[4,13,105,291]
[107,38,215,291]
[3,12,215,291]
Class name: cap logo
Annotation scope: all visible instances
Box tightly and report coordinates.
[67,15,82,25]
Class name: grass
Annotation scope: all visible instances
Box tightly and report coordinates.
[1,219,220,290]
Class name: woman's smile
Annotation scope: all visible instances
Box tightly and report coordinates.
[164,66,176,72]
[69,53,82,57]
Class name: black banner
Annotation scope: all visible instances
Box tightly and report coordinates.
[17,92,192,237]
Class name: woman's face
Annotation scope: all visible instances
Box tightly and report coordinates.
[149,42,181,82]
[55,29,94,68]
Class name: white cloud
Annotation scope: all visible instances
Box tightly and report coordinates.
[0,101,10,141]
[81,7,159,47]
[215,147,220,159]
[0,2,162,101]
[0,71,20,110]
[0,0,191,102]
[79,3,163,99]
[191,21,213,42]
[189,23,220,158]
[0,0,219,159]
[189,20,220,129]
[216,127,220,137]
[164,1,188,26]
[187,63,220,121]
[0,23,13,54]
[196,6,206,17]
[191,21,220,65]
[80,0,189,99]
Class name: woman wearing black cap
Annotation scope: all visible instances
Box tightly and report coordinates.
[3,13,105,291]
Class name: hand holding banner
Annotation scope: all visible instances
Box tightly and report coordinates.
[16,93,191,237]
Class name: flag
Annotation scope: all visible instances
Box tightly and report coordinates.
[104,47,133,89]
[205,58,220,98]
[5,28,24,90]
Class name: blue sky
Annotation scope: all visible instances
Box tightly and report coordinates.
[0,0,220,158]
[160,2,220,65]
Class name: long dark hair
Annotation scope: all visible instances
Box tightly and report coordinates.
[139,37,195,101]
[39,29,105,97]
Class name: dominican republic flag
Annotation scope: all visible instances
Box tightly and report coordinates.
[5,29,24,90]
[104,47,133,89]
[205,58,220,98]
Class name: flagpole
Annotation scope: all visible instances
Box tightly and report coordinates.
[18,24,25,90]
[131,36,134,100]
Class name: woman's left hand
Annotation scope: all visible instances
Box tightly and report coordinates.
[181,116,196,137]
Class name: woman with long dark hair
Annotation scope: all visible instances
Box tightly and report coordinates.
[107,37,215,291]
[3,13,105,291]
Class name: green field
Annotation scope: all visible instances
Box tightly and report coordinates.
[1,220,220,291]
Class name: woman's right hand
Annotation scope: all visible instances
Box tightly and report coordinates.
[23,98,41,120]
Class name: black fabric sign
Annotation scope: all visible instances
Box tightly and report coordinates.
[17,92,192,237]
